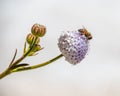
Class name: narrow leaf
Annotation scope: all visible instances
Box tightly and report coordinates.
[23,42,27,54]
[9,49,17,67]
[13,63,29,68]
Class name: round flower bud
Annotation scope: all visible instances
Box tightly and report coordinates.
[26,33,40,44]
[31,23,46,37]
[58,30,91,65]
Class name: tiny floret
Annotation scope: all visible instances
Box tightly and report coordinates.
[58,29,92,64]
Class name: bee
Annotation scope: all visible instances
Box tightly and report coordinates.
[78,26,92,40]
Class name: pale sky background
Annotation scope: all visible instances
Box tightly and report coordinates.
[0,0,120,96]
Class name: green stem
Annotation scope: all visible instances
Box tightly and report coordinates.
[0,53,28,79]
[12,54,63,72]
[0,37,38,79]
[0,54,63,79]
[0,68,11,79]
[10,37,38,68]
[0,52,29,79]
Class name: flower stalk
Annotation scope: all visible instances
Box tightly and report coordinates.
[11,54,63,73]
[0,23,64,79]
[0,53,63,79]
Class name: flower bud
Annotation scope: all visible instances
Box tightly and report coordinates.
[32,44,42,52]
[28,44,43,56]
[26,33,40,44]
[31,23,46,37]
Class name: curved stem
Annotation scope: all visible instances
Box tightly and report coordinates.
[12,54,63,72]
[0,54,63,79]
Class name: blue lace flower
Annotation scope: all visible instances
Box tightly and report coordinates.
[58,29,92,64]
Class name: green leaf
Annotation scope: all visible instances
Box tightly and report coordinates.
[13,63,29,69]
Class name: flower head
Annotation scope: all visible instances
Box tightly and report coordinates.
[58,28,92,64]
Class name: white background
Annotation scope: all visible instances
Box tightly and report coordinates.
[0,0,120,96]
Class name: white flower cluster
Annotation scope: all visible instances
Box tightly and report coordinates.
[58,30,89,64]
